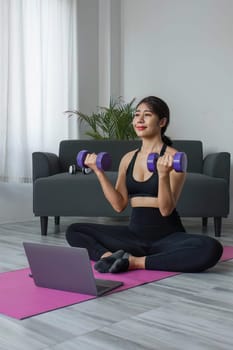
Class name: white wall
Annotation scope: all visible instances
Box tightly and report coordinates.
[121,0,233,220]
[77,0,99,138]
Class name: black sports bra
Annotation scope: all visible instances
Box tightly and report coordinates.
[126,144,167,198]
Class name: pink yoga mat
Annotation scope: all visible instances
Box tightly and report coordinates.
[0,246,232,320]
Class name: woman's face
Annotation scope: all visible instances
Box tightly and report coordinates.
[133,103,166,138]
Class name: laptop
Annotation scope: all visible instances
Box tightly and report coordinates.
[23,242,123,296]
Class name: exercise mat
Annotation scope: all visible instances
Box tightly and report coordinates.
[0,246,232,320]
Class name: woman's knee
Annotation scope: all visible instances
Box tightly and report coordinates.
[204,236,223,256]
[65,223,79,246]
[198,236,223,270]
[209,237,223,262]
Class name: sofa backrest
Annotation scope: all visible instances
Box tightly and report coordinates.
[59,139,203,173]
[59,140,141,172]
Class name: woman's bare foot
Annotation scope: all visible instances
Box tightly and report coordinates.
[128,255,146,270]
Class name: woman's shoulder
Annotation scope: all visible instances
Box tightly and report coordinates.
[123,149,139,159]
[122,148,139,162]
[119,149,139,170]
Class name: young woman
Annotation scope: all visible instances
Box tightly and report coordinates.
[66,96,223,273]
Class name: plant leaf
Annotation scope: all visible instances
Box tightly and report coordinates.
[64,97,138,140]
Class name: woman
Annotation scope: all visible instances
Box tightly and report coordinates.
[66,96,223,273]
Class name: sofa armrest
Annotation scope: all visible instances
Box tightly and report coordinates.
[32,152,61,182]
[203,152,230,185]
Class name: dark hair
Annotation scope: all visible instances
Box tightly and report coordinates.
[136,96,172,146]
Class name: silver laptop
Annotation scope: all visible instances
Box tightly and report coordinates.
[23,242,123,296]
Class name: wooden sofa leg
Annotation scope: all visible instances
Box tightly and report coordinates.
[55,216,60,226]
[202,217,208,228]
[214,217,222,237]
[40,216,48,236]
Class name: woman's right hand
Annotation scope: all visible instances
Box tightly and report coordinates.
[84,153,100,173]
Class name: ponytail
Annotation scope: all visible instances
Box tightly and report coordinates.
[162,134,172,146]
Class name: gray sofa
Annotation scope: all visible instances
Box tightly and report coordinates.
[32,139,230,237]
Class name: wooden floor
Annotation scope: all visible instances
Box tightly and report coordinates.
[0,217,233,350]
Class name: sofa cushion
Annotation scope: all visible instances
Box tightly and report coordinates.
[34,171,228,219]
[58,140,204,173]
[172,140,203,173]
[59,140,141,172]
[177,173,229,217]
[33,171,131,217]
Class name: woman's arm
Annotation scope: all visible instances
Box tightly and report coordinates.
[157,152,186,216]
[84,152,131,212]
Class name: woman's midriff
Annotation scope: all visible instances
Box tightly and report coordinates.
[128,207,186,241]
[130,196,159,208]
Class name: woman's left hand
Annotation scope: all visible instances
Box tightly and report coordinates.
[157,153,174,176]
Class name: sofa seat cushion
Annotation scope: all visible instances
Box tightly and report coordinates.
[34,172,228,219]
[33,171,131,217]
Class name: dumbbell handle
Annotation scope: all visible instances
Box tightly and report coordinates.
[147,152,187,173]
[76,150,112,171]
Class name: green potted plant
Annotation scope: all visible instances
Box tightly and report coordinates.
[65,97,137,140]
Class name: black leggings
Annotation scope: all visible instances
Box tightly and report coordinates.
[65,222,223,273]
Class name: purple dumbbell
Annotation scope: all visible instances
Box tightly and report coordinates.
[173,152,188,172]
[76,150,112,171]
[147,152,187,173]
